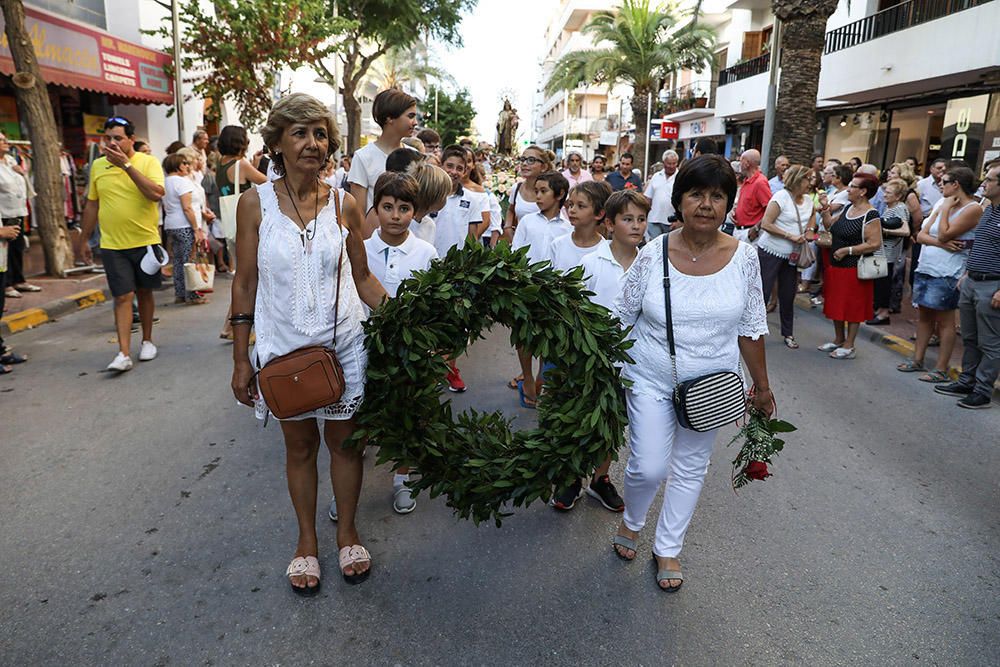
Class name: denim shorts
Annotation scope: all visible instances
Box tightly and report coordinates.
[912,272,960,311]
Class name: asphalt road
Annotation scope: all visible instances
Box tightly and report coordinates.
[2,277,998,666]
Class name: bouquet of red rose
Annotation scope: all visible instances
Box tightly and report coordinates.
[726,407,796,490]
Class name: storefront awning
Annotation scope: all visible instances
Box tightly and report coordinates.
[0,5,173,105]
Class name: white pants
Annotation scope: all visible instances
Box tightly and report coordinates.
[622,390,718,558]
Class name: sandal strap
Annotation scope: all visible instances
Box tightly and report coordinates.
[286,555,320,579]
[338,545,371,569]
[656,569,684,582]
[612,535,637,551]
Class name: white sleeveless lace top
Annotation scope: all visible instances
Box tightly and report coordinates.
[252,181,368,420]
[614,236,768,400]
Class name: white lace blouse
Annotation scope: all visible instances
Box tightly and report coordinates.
[252,182,368,420]
[613,236,768,401]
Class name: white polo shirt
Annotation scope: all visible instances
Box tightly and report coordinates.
[644,170,675,224]
[364,229,438,298]
[409,215,436,245]
[511,211,572,264]
[581,242,629,311]
[549,233,607,272]
[433,188,484,258]
[481,190,503,239]
[347,142,392,212]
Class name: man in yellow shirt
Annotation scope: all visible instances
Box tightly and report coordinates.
[78,116,166,373]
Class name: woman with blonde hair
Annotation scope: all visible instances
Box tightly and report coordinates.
[230,93,387,594]
[756,165,817,348]
[869,178,911,324]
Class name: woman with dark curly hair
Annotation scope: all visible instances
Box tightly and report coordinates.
[611,155,773,592]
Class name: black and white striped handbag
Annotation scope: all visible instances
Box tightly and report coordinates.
[662,235,747,432]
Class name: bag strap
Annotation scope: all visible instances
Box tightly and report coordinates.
[791,191,804,235]
[234,157,241,192]
[661,234,680,387]
[332,187,344,347]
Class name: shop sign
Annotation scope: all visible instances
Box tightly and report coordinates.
[660,121,679,140]
[940,94,989,169]
[0,5,172,104]
[679,117,726,140]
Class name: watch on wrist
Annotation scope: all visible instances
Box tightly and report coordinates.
[122,161,132,170]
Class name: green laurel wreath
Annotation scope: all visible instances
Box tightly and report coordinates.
[352,240,634,525]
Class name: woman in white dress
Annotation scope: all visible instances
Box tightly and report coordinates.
[230,94,387,594]
[612,155,775,592]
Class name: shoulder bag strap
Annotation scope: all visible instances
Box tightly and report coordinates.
[661,234,680,386]
[791,191,804,236]
[331,187,344,347]
[234,157,241,191]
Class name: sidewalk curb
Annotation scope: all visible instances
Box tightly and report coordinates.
[793,293,959,380]
[792,295,1000,400]
[1,288,109,337]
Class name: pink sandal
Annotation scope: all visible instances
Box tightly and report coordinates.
[285,555,321,596]
[338,545,372,584]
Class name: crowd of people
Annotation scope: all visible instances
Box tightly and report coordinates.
[5,87,999,596]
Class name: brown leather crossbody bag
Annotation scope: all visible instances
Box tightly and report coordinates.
[255,189,346,420]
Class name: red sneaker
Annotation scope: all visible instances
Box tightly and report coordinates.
[446,366,467,393]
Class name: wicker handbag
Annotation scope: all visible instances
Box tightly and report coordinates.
[662,235,747,432]
[255,189,346,420]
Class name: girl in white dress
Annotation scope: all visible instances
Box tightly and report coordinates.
[611,155,774,592]
[230,94,387,595]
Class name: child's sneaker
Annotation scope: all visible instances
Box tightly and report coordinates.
[587,475,625,512]
[446,366,467,393]
[552,479,584,511]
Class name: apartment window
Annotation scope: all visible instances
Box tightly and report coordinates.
[599,103,608,116]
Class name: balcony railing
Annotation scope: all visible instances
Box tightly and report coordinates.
[718,53,770,86]
[825,0,990,54]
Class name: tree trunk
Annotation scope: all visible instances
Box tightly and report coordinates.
[1,0,70,276]
[771,0,839,168]
[341,77,362,153]
[630,90,650,177]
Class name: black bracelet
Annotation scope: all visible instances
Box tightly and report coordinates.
[229,313,254,325]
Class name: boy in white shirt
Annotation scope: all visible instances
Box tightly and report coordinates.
[434,145,487,392]
[553,189,649,512]
[549,180,612,273]
[347,89,418,215]
[360,172,437,515]
[510,170,571,407]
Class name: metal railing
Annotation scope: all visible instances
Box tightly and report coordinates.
[718,53,770,86]
[825,0,990,54]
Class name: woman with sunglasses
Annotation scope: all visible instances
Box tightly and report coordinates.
[817,172,883,359]
[161,153,209,304]
[898,167,981,382]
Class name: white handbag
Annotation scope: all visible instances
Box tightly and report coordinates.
[856,213,888,280]
[218,158,241,241]
[183,251,215,292]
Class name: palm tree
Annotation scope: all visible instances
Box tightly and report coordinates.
[365,44,455,94]
[770,0,840,168]
[546,0,714,175]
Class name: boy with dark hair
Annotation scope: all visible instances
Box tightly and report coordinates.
[435,145,487,392]
[553,188,649,511]
[511,170,572,407]
[416,128,441,158]
[362,171,438,513]
[348,89,418,213]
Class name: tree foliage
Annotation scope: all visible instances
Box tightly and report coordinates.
[424,85,476,146]
[546,0,714,173]
[314,0,476,151]
[148,0,354,128]
[365,44,455,93]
